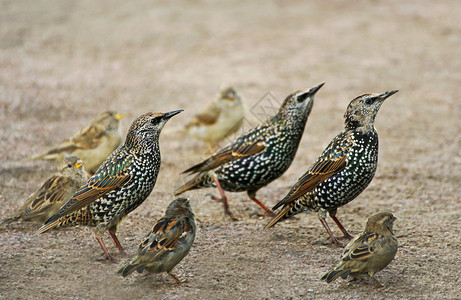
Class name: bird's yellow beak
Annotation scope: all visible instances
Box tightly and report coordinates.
[115,113,124,120]
[74,160,84,169]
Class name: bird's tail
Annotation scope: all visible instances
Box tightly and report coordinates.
[117,257,144,277]
[264,205,292,230]
[174,172,212,196]
[321,268,350,283]
[0,216,20,228]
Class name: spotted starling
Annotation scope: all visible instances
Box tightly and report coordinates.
[36,110,183,260]
[185,86,245,149]
[27,111,124,173]
[0,156,87,227]
[321,212,398,287]
[175,83,324,220]
[265,90,398,245]
[118,198,196,284]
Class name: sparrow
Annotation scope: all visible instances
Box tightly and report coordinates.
[185,87,245,149]
[118,198,196,284]
[28,111,124,173]
[0,156,87,227]
[321,212,398,287]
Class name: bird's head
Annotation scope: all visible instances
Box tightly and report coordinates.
[365,211,397,235]
[59,156,86,176]
[278,82,324,124]
[344,90,398,131]
[218,87,242,106]
[165,198,194,217]
[93,111,124,132]
[125,110,183,151]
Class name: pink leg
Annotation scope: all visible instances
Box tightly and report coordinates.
[96,236,115,261]
[329,211,353,240]
[109,231,126,256]
[247,193,275,217]
[210,177,237,221]
[319,217,343,247]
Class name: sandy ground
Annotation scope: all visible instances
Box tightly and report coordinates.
[1,0,460,299]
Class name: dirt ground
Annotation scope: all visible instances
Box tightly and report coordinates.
[1,0,460,299]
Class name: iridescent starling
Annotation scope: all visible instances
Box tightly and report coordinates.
[36,110,183,260]
[0,156,87,227]
[175,83,324,220]
[321,212,398,287]
[28,111,124,173]
[265,90,398,245]
[118,198,196,284]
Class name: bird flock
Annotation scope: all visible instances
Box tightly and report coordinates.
[2,83,399,287]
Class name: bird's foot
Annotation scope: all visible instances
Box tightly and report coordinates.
[96,253,117,262]
[206,193,238,221]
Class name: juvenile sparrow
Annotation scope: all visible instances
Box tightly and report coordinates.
[118,198,196,284]
[0,156,87,227]
[28,111,124,173]
[185,87,245,149]
[321,212,398,287]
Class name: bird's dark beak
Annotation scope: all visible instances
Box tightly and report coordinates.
[299,82,325,99]
[377,90,398,101]
[163,109,184,119]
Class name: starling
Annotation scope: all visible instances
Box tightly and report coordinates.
[0,156,87,227]
[321,212,398,287]
[35,110,183,260]
[175,83,324,220]
[265,90,398,245]
[28,111,124,173]
[185,87,245,149]
[118,198,196,284]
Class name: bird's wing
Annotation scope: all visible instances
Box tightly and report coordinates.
[182,124,270,174]
[341,232,382,262]
[186,104,221,127]
[272,132,352,210]
[137,216,193,261]
[21,175,76,219]
[37,152,133,232]
[46,123,105,155]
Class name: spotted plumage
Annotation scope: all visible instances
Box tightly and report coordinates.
[0,156,87,227]
[118,198,196,284]
[265,90,398,245]
[321,212,398,287]
[27,111,124,173]
[36,110,183,260]
[175,83,324,219]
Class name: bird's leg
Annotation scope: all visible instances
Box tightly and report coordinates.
[95,236,115,261]
[329,210,353,240]
[318,211,343,246]
[247,191,275,217]
[167,272,182,284]
[108,227,126,256]
[210,177,238,221]
[371,276,384,288]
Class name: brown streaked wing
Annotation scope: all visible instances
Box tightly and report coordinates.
[139,217,191,260]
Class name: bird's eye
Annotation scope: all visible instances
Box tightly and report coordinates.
[150,117,160,125]
[364,98,374,105]
[67,164,72,168]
